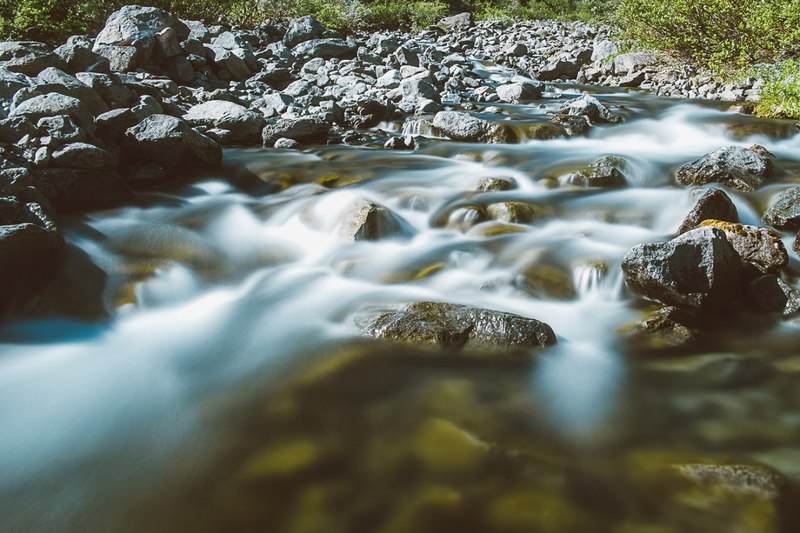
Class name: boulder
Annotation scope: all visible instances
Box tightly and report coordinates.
[0,223,61,283]
[610,52,659,75]
[183,100,265,143]
[0,42,65,76]
[36,67,109,116]
[699,220,787,273]
[53,38,108,74]
[678,188,738,234]
[292,38,356,59]
[0,68,32,100]
[762,187,800,230]
[621,226,743,309]
[94,45,138,72]
[93,5,190,51]
[572,155,628,188]
[121,114,222,171]
[0,116,38,144]
[354,301,557,351]
[496,81,543,103]
[438,13,473,31]
[76,72,138,109]
[747,274,800,316]
[95,108,139,144]
[283,15,325,48]
[675,145,773,192]
[432,111,517,144]
[261,116,331,147]
[10,92,93,133]
[558,94,619,124]
[50,142,115,170]
[207,45,251,81]
[31,168,132,210]
[338,199,414,241]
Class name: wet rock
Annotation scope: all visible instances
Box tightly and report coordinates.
[746,275,800,316]
[238,439,326,480]
[621,226,743,310]
[384,135,416,150]
[486,201,549,224]
[122,114,222,171]
[432,111,516,144]
[573,155,628,188]
[558,94,619,124]
[183,100,265,144]
[516,263,576,300]
[699,220,787,273]
[678,188,739,234]
[50,142,115,170]
[0,223,61,287]
[524,122,567,140]
[676,463,785,499]
[637,305,700,348]
[475,176,516,192]
[339,199,414,241]
[675,145,773,192]
[261,116,331,147]
[31,168,132,210]
[496,81,543,103]
[10,92,93,133]
[413,417,488,472]
[283,15,325,48]
[355,301,557,351]
[0,42,65,76]
[762,187,800,230]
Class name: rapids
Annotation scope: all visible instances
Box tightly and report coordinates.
[3,67,800,532]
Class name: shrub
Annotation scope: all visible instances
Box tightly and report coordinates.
[755,60,800,119]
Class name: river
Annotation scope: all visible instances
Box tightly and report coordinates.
[2,65,800,532]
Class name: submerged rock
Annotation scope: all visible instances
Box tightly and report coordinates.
[698,220,787,273]
[762,187,800,230]
[675,145,773,192]
[678,188,739,234]
[621,226,743,310]
[432,111,516,144]
[637,305,700,348]
[355,301,557,351]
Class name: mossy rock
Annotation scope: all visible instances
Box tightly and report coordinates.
[486,489,590,533]
[238,439,327,480]
[378,485,465,533]
[413,418,489,472]
[486,201,552,224]
[474,176,517,192]
[523,122,568,140]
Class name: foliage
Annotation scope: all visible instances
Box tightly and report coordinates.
[755,60,800,119]
[615,0,800,70]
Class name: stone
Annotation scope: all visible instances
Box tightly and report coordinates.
[76,72,138,109]
[638,306,700,348]
[93,5,190,51]
[207,45,251,81]
[95,108,139,144]
[475,176,516,192]
[496,81,543,103]
[699,220,787,273]
[121,114,222,171]
[432,111,517,144]
[292,39,356,59]
[676,145,773,192]
[0,116,38,144]
[517,263,576,299]
[283,15,325,48]
[261,116,331,147]
[0,42,65,76]
[678,188,739,234]
[10,92,93,133]
[31,168,132,210]
[355,301,557,351]
[676,464,784,499]
[53,41,108,74]
[573,155,628,188]
[94,45,138,72]
[559,94,620,124]
[621,226,743,310]
[183,100,265,143]
[0,223,61,286]
[537,59,581,81]
[400,77,440,107]
[0,68,32,100]
[762,187,800,230]
[747,275,800,316]
[591,39,618,62]
[50,142,115,170]
[610,52,659,75]
[338,199,414,241]
[36,67,109,116]
[438,13,473,31]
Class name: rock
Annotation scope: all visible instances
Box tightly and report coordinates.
[183,100,265,143]
[747,275,800,316]
[10,92,93,133]
[699,220,787,273]
[31,168,132,210]
[762,187,800,230]
[0,42,65,76]
[36,67,109,116]
[283,15,325,48]
[678,188,739,234]
[475,176,516,192]
[273,137,300,149]
[338,199,414,240]
[0,68,32,100]
[261,116,331,147]
[675,145,773,192]
[638,306,700,348]
[94,45,138,72]
[537,59,581,81]
[76,72,138,109]
[487,201,548,224]
[260,93,294,117]
[355,301,557,351]
[621,226,743,309]
[93,5,190,52]
[517,263,576,299]
[676,463,784,499]
[53,39,108,74]
[413,418,487,472]
[591,38,618,62]
[438,13,473,31]
[0,223,61,287]
[496,81,543,103]
[400,77,440,107]
[573,155,628,188]
[95,108,138,144]
[0,116,38,144]
[50,142,115,170]
[207,45,251,81]
[292,38,356,59]
[558,94,619,124]
[610,52,659,75]
[384,135,416,150]
[432,111,516,144]
[121,114,222,171]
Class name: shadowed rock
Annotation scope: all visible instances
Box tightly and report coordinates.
[675,145,773,192]
[762,187,800,230]
[678,188,738,234]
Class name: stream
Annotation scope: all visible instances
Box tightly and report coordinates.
[2,64,800,532]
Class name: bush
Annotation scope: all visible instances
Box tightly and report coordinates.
[755,60,800,119]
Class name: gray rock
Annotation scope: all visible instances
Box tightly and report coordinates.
[400,77,440,107]
[496,81,543,103]
[573,155,628,188]
[339,199,414,241]
[183,20,211,42]
[355,301,557,351]
[10,92,93,133]
[155,27,182,59]
[131,94,163,121]
[591,38,618,62]
[678,188,739,234]
[676,464,784,499]
[537,59,581,81]
[207,45,251,81]
[76,72,138,109]
[260,93,294,117]
[94,45,138,72]
[53,41,108,74]
[438,13,473,31]
[183,100,265,143]
[559,94,619,124]
[95,108,139,144]
[699,219,787,273]
[292,38,356,59]
[621,226,743,309]
[94,5,190,51]
[0,68,32,100]
[122,114,222,171]
[676,145,773,192]
[50,142,115,170]
[637,306,700,348]
[0,116,38,144]
[0,42,65,76]
[31,168,132,210]
[161,55,194,84]
[762,187,800,230]
[0,223,62,285]
[273,137,300,149]
[36,67,109,116]
[610,52,659,75]
[261,116,331,147]
[36,115,88,146]
[747,275,800,316]
[283,15,325,48]
[432,111,516,144]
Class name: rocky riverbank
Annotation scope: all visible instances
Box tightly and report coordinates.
[0,4,796,331]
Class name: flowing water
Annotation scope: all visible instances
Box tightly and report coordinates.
[3,67,800,532]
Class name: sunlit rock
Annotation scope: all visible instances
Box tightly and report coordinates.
[762,186,800,230]
[432,111,517,144]
[675,145,772,192]
[698,220,787,273]
[338,199,414,241]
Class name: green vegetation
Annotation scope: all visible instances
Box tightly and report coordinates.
[755,60,800,119]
